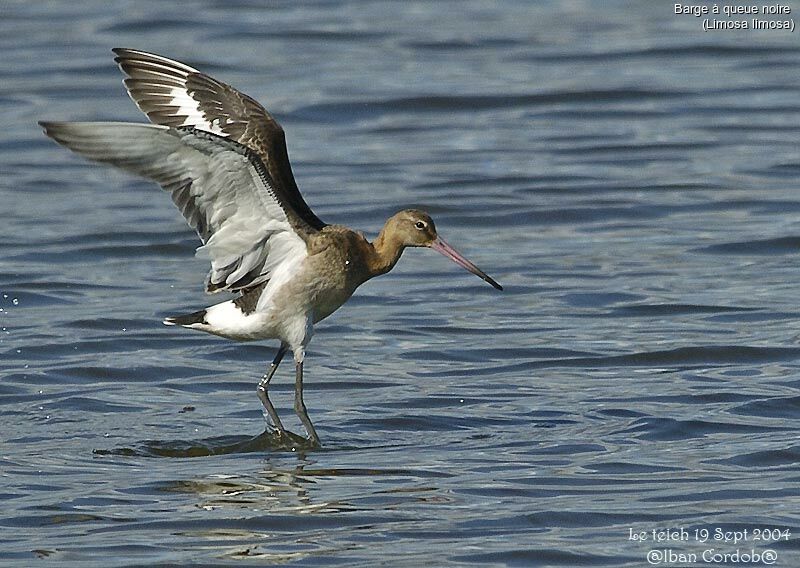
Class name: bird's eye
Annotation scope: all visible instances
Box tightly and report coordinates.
[414,221,426,230]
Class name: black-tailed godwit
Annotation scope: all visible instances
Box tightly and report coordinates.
[40,49,502,445]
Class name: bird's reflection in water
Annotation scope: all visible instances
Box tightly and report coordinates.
[158,453,356,561]
[162,464,339,516]
[94,430,325,514]
[93,430,452,561]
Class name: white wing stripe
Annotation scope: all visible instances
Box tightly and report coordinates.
[168,86,225,135]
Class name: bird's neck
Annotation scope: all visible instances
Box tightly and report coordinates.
[369,227,405,278]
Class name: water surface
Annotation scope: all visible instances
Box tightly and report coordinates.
[2,1,799,566]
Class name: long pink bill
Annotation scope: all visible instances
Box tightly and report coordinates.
[430,237,503,291]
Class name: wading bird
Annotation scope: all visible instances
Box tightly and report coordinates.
[40,49,502,445]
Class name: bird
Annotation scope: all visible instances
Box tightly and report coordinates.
[39,48,503,446]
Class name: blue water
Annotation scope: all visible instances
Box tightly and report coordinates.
[2,1,800,566]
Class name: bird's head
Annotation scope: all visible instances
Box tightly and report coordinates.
[389,209,439,247]
[388,209,503,291]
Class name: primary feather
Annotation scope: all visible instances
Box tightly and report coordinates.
[39,121,308,293]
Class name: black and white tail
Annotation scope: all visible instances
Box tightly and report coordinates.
[163,309,207,327]
[162,297,266,341]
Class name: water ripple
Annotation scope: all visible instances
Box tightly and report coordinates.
[4,1,800,566]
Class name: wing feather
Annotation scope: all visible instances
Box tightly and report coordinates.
[40,121,307,294]
[112,48,325,234]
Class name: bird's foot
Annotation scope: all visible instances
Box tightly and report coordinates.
[261,425,318,450]
[304,430,321,448]
[299,434,321,450]
[263,421,286,438]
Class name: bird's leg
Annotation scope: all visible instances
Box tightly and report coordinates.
[294,359,320,445]
[257,343,288,435]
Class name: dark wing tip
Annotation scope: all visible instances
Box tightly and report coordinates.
[111,47,138,65]
[111,47,196,73]
[38,120,65,139]
[112,47,139,58]
[38,121,52,139]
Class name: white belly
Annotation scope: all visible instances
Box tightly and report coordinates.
[186,250,358,346]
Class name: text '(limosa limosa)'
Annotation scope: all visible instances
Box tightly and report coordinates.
[40,49,503,446]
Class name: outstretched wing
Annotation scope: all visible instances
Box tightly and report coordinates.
[40,121,307,294]
[112,47,325,233]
